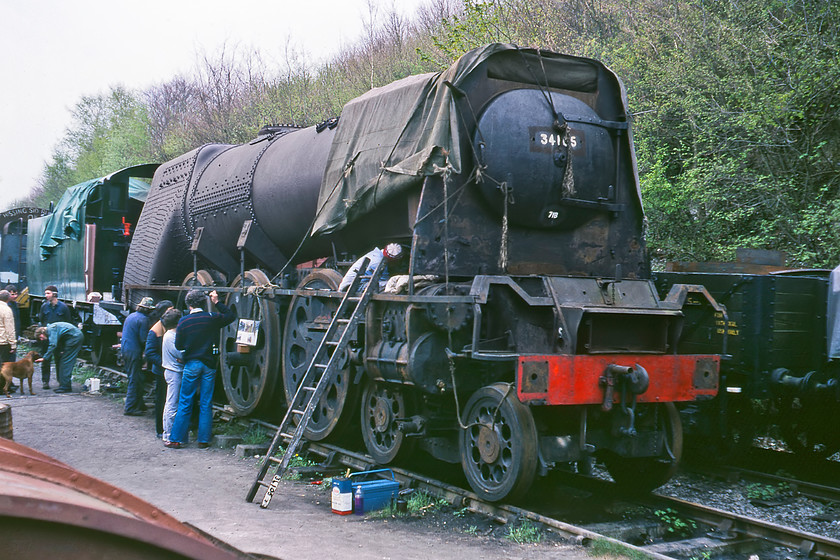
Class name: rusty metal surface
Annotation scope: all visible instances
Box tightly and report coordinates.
[0,437,254,559]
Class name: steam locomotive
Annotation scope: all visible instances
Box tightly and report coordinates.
[23,44,725,502]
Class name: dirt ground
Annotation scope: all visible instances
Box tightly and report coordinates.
[6,379,592,560]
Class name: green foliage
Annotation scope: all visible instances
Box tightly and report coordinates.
[654,508,697,538]
[744,481,791,500]
[241,425,270,445]
[71,362,97,384]
[268,445,318,480]
[606,0,840,266]
[504,519,543,544]
[405,490,448,513]
[587,538,650,560]
[464,525,479,535]
[420,0,514,65]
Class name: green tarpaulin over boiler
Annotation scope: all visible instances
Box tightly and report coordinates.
[311,42,638,237]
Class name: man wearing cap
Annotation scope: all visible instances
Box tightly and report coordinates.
[35,322,83,393]
[338,243,404,292]
[122,296,155,416]
[38,285,72,389]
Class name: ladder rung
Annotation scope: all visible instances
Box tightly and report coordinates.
[336,318,351,324]
[325,341,338,346]
[302,386,316,392]
[290,408,304,416]
[314,363,328,369]
[268,455,283,464]
[280,432,294,440]
[346,296,361,301]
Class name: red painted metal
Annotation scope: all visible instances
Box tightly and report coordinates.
[0,438,253,559]
[517,354,719,405]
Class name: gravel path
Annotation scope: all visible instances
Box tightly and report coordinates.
[5,385,589,560]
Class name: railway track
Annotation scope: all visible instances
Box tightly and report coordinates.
[88,360,840,560]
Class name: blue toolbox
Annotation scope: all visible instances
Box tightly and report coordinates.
[349,469,400,513]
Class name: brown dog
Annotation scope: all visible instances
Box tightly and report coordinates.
[2,351,40,397]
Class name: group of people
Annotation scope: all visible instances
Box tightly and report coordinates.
[120,289,235,449]
[5,243,403,445]
[0,283,83,395]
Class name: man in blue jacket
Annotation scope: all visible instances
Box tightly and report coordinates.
[122,297,155,416]
[166,289,235,449]
[38,285,72,389]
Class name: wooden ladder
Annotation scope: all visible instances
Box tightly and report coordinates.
[247,258,384,507]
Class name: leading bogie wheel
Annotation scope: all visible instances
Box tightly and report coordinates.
[282,268,357,441]
[459,382,538,502]
[219,269,281,417]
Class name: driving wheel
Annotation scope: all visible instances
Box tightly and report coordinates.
[361,379,414,464]
[459,383,538,502]
[219,269,281,416]
[282,268,357,441]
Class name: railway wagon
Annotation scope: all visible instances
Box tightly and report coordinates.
[654,254,840,458]
[122,43,720,501]
[24,164,159,362]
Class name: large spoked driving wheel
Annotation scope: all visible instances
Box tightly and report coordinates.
[282,269,356,441]
[220,269,280,417]
[459,383,538,502]
[361,379,414,464]
[603,402,683,493]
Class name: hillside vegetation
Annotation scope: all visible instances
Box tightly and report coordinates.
[19,0,840,266]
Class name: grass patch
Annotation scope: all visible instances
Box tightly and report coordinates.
[366,490,448,519]
[261,446,318,480]
[505,519,542,544]
[587,538,650,560]
[72,362,98,385]
[406,490,448,514]
[214,421,269,445]
[242,425,270,445]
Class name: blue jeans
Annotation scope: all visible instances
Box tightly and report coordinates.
[123,353,145,413]
[170,360,216,444]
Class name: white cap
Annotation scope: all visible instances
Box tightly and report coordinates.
[383,243,403,260]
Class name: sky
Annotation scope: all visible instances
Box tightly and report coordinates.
[0,0,428,209]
